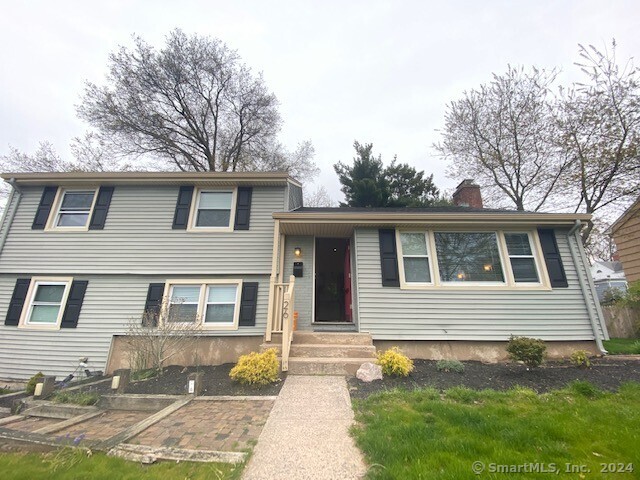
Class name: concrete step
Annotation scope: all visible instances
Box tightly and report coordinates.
[287,357,375,376]
[312,322,358,332]
[289,343,376,359]
[292,332,373,346]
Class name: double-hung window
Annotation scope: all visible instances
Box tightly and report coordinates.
[54,190,96,228]
[21,278,72,329]
[399,232,432,283]
[193,191,233,228]
[504,232,540,283]
[164,281,241,329]
[434,232,505,283]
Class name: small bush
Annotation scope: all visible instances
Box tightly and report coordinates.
[436,359,465,373]
[26,372,45,395]
[51,391,100,406]
[229,348,279,386]
[570,350,591,368]
[506,336,546,368]
[376,347,414,377]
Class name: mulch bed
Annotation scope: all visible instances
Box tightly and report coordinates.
[348,357,640,399]
[76,364,286,397]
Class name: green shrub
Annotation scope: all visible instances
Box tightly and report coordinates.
[26,372,45,395]
[436,359,465,373]
[376,347,414,377]
[570,350,591,368]
[229,348,279,386]
[51,391,100,406]
[632,340,640,354]
[506,336,546,368]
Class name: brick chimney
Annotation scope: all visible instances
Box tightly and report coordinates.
[453,179,483,209]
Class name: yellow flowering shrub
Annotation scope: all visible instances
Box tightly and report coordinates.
[229,348,279,386]
[376,347,414,377]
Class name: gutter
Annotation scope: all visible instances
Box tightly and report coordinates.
[0,178,22,256]
[567,220,607,354]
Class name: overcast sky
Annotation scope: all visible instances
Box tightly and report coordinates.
[1,1,638,202]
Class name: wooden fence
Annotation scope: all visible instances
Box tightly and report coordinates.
[602,305,639,338]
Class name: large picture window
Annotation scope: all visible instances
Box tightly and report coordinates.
[435,232,505,283]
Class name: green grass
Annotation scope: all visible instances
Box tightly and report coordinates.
[604,338,640,354]
[352,382,640,479]
[50,391,100,406]
[0,388,13,395]
[0,449,243,480]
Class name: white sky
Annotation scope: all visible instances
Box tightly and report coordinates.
[1,0,638,202]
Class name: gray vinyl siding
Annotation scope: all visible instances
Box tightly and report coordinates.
[0,185,283,275]
[283,235,314,330]
[354,227,602,341]
[0,274,269,380]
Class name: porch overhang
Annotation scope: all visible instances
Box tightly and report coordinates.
[273,211,592,236]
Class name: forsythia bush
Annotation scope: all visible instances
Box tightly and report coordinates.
[376,347,414,377]
[229,348,279,386]
[506,336,547,368]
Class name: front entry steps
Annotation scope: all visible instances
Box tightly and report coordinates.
[261,332,376,375]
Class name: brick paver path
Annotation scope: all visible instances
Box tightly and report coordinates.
[131,399,274,452]
[4,416,62,432]
[55,410,150,441]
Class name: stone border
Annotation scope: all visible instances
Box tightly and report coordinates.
[193,395,278,401]
[109,443,247,464]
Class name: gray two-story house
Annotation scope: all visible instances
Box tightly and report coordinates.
[0,173,608,380]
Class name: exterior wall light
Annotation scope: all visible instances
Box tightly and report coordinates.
[294,247,302,257]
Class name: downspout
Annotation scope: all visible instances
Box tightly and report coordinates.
[0,179,22,256]
[567,220,607,354]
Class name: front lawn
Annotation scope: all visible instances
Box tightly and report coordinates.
[352,382,640,479]
[0,449,242,480]
[604,338,640,355]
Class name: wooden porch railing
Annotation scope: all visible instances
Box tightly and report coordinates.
[265,275,296,371]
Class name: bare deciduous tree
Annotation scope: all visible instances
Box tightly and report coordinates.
[557,41,640,242]
[304,184,336,207]
[77,29,315,176]
[436,66,570,211]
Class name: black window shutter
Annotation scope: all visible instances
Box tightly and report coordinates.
[89,186,114,230]
[239,282,259,326]
[537,229,568,288]
[143,283,165,327]
[172,186,194,229]
[5,278,31,326]
[379,229,400,287]
[32,186,58,229]
[60,281,88,329]
[234,187,253,230]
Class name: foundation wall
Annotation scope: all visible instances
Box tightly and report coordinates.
[374,340,601,363]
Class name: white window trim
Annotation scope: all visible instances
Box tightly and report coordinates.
[396,229,551,291]
[187,187,237,232]
[18,277,74,330]
[46,187,99,232]
[161,279,243,330]
[396,230,435,288]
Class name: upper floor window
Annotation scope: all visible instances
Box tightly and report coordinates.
[193,190,234,229]
[53,189,96,228]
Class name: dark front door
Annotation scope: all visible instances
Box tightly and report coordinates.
[315,238,351,322]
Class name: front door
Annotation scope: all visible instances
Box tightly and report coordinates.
[314,237,352,322]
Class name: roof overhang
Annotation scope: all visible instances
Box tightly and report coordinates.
[0,171,301,188]
[274,211,592,236]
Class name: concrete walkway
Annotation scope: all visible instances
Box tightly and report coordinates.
[242,376,367,480]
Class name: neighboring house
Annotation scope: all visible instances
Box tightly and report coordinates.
[589,260,628,303]
[0,174,608,380]
[610,196,640,284]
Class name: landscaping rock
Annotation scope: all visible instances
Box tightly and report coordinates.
[356,362,383,382]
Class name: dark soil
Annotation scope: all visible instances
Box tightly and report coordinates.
[348,357,640,399]
[77,364,286,397]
